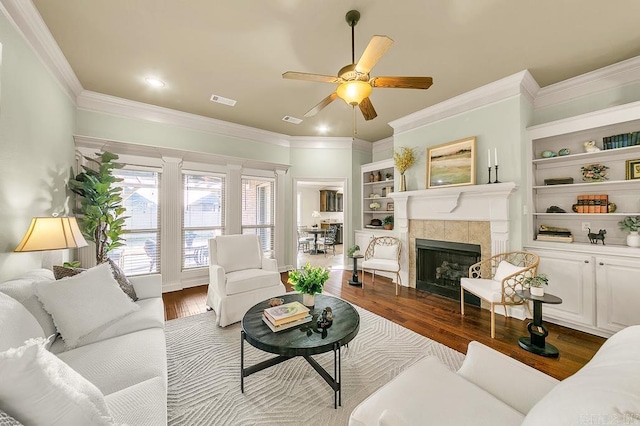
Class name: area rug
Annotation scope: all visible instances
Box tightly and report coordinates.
[165,304,464,425]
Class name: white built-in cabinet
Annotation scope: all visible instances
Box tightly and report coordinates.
[525,101,640,337]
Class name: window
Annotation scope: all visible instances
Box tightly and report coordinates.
[109,168,161,276]
[182,173,225,269]
[241,176,275,256]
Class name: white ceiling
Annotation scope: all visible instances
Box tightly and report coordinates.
[32,1,640,142]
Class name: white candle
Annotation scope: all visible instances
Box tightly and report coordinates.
[487,149,491,168]
[494,148,498,166]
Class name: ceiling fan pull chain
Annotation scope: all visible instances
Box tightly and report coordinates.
[353,106,358,135]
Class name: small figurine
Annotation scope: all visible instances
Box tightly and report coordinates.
[546,206,566,213]
[584,140,601,153]
[316,307,333,329]
[541,150,557,158]
[587,228,606,245]
[558,148,570,156]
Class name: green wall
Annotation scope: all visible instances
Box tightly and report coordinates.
[0,13,77,280]
[394,96,527,249]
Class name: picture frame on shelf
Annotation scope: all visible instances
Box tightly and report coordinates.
[625,158,640,180]
[386,202,394,211]
[427,136,476,189]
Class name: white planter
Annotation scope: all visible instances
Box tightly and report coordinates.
[530,286,545,297]
[302,293,316,307]
[626,231,640,247]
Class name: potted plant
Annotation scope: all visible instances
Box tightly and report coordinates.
[383,215,394,230]
[69,151,128,264]
[288,263,330,307]
[347,245,360,257]
[385,172,393,181]
[524,274,548,297]
[618,216,640,247]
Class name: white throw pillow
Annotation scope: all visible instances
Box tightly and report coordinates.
[0,292,45,352]
[215,234,262,273]
[375,244,399,260]
[0,337,115,426]
[493,260,525,282]
[35,263,139,349]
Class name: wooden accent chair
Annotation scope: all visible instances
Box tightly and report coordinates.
[460,251,539,338]
[361,236,402,296]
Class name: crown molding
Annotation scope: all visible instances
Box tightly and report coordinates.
[288,136,368,150]
[77,90,292,147]
[0,0,83,102]
[534,55,640,110]
[389,70,539,136]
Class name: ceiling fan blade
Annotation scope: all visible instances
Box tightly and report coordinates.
[371,76,433,89]
[304,92,339,117]
[283,71,341,84]
[355,35,394,74]
[359,97,377,121]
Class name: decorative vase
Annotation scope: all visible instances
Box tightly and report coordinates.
[530,287,545,297]
[399,173,406,192]
[302,293,315,307]
[627,231,640,248]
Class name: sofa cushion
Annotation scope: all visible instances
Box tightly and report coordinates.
[0,337,115,426]
[493,260,524,282]
[0,292,45,352]
[52,265,85,280]
[361,258,400,272]
[215,234,262,273]
[0,409,23,426]
[35,263,139,349]
[349,356,525,426]
[0,269,57,337]
[374,244,398,260]
[523,325,640,425]
[57,328,167,396]
[105,377,167,426]
[106,259,138,301]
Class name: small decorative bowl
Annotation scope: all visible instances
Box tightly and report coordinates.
[581,163,609,182]
[558,148,570,156]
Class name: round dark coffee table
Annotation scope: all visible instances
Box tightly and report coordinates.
[241,293,360,409]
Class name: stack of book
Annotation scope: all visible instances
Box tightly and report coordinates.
[536,225,573,243]
[262,301,312,332]
[575,194,609,213]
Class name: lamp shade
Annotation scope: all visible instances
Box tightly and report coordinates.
[14,217,88,252]
[336,81,372,106]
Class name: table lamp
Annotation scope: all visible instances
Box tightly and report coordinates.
[311,211,321,228]
[14,215,88,268]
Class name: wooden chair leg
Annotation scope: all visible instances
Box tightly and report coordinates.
[503,305,508,318]
[490,303,496,338]
[525,301,533,318]
[460,287,465,316]
[395,273,399,296]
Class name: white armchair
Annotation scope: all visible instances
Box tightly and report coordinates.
[206,234,285,327]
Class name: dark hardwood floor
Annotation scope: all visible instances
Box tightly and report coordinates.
[162,269,605,380]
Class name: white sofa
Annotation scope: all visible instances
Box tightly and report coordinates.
[0,269,167,425]
[206,234,286,327]
[350,325,640,425]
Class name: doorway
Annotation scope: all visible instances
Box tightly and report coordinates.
[294,178,347,270]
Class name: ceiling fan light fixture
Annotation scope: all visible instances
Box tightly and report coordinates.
[336,81,371,106]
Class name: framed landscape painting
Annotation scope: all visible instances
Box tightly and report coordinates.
[427,137,476,188]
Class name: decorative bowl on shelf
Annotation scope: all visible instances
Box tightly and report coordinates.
[581,163,609,182]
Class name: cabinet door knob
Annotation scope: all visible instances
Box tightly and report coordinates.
[599,262,604,266]
[584,260,589,263]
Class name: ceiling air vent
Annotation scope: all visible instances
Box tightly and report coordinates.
[209,94,236,107]
[282,116,303,124]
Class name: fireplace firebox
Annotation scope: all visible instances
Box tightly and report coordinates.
[416,239,481,306]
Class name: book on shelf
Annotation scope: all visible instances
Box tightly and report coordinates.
[262,313,312,332]
[536,234,574,243]
[263,301,310,326]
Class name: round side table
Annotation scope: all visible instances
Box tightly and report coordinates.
[347,255,364,286]
[516,289,563,358]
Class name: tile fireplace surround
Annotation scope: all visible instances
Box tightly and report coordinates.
[389,182,519,315]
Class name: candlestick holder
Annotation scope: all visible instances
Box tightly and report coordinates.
[487,166,493,184]
[494,165,501,183]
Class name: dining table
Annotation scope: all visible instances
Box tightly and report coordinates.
[303,228,326,255]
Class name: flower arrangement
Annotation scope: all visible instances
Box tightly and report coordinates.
[581,163,609,182]
[369,202,381,210]
[393,147,418,174]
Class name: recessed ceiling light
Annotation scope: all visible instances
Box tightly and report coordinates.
[145,77,165,87]
[282,115,302,124]
[316,125,329,134]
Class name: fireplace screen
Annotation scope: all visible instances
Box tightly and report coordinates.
[416,239,481,306]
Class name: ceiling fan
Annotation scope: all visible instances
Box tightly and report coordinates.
[283,10,433,121]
